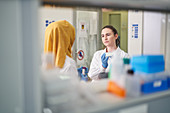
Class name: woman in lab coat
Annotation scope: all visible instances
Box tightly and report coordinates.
[88,25,129,80]
[43,20,78,76]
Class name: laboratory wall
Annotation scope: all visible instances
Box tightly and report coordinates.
[128,10,167,57]
[143,11,166,55]
[128,10,143,56]
[38,6,75,54]
[76,10,100,68]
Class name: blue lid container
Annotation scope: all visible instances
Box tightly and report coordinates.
[131,55,165,73]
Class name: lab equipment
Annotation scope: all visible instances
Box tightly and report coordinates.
[165,71,170,88]
[141,79,168,94]
[123,58,131,71]
[131,55,165,73]
[168,77,170,88]
[101,53,109,68]
[109,55,142,98]
[77,67,89,81]
[109,55,125,88]
[42,68,98,113]
[108,55,127,97]
[130,55,169,94]
[98,72,108,79]
[139,71,169,94]
[123,58,141,97]
[107,80,126,98]
[125,69,141,97]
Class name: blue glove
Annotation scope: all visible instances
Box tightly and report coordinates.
[77,67,89,79]
[81,73,88,81]
[101,53,109,68]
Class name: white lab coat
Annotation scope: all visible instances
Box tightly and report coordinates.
[88,47,129,80]
[42,54,78,77]
[59,55,78,77]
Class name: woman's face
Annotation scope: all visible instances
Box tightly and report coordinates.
[101,28,118,47]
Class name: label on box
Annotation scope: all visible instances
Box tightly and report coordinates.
[153,81,162,87]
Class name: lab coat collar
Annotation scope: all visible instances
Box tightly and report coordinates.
[104,47,121,57]
[104,47,121,53]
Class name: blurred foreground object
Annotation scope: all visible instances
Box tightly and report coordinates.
[41,68,99,113]
[41,52,54,69]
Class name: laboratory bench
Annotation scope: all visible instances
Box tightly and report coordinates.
[85,89,170,113]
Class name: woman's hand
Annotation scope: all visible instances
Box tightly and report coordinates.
[101,53,109,68]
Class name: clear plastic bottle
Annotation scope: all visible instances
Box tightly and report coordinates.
[125,69,141,97]
[109,55,125,88]
[109,56,141,97]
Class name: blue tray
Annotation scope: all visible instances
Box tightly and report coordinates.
[141,79,168,94]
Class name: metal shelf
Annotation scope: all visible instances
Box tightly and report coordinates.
[85,90,170,113]
[42,0,170,12]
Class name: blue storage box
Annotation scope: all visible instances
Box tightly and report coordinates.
[141,79,168,94]
[131,55,165,73]
[168,77,170,88]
